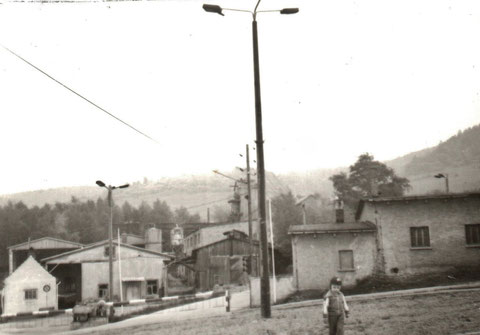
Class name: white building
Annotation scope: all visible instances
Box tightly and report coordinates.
[2,256,58,316]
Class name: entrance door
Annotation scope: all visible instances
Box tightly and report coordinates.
[125,282,142,301]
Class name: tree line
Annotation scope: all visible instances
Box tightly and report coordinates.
[0,197,200,271]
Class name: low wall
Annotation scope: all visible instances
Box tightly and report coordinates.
[0,314,71,330]
[250,275,296,307]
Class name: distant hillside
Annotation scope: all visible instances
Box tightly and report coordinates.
[280,124,480,197]
[390,124,480,194]
[0,171,288,221]
[1,124,479,213]
[276,168,344,199]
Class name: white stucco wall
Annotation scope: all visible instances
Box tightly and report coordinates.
[81,255,166,301]
[3,257,58,316]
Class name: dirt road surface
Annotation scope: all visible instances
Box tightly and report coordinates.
[73,289,480,335]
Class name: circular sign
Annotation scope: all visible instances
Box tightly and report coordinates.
[43,285,51,293]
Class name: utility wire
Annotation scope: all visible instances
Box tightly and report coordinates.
[1,44,159,144]
[185,197,231,210]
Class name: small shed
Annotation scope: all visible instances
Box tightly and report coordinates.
[289,222,377,290]
[2,256,58,316]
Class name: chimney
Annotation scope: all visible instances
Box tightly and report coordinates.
[335,198,344,223]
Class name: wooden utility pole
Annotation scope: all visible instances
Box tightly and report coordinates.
[246,144,253,275]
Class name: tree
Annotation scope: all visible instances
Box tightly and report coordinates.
[174,206,201,225]
[212,205,230,223]
[330,153,410,202]
[271,191,303,263]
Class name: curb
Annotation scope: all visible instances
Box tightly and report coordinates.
[0,291,216,321]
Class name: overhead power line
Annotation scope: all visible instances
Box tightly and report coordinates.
[185,197,231,210]
[1,44,159,144]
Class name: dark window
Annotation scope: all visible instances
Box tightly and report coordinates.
[104,246,116,258]
[339,250,354,270]
[98,284,108,298]
[64,277,76,293]
[146,280,158,295]
[466,224,480,245]
[410,227,430,248]
[25,289,37,300]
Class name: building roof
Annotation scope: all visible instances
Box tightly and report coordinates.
[355,192,480,220]
[5,256,55,284]
[41,240,174,263]
[192,232,267,252]
[183,220,255,239]
[288,222,376,235]
[8,237,84,250]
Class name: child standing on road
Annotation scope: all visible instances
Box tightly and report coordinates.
[323,277,350,335]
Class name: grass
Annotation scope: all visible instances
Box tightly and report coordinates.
[283,266,480,303]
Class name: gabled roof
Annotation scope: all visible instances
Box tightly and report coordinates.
[184,221,253,238]
[8,237,84,250]
[42,240,173,263]
[288,222,376,235]
[192,230,270,252]
[355,192,480,220]
[5,256,55,284]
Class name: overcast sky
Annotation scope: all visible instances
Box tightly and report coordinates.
[1,0,479,195]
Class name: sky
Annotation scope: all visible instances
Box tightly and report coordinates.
[0,0,479,195]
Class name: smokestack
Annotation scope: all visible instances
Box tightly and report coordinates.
[145,227,162,253]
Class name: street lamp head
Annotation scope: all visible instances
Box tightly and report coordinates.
[203,4,224,16]
[96,180,106,187]
[280,8,299,15]
[434,173,445,179]
[118,184,130,189]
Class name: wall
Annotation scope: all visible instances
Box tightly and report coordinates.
[292,232,376,291]
[360,197,480,276]
[249,275,296,307]
[81,257,165,301]
[3,276,57,315]
[0,314,71,331]
[194,239,261,290]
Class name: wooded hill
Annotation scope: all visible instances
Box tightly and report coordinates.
[1,124,479,216]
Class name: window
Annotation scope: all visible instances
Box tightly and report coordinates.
[410,227,430,248]
[466,224,480,246]
[24,289,37,300]
[104,246,116,258]
[98,284,108,298]
[146,280,158,295]
[63,277,76,293]
[339,250,354,271]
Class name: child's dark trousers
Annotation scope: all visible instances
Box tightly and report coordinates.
[328,314,344,335]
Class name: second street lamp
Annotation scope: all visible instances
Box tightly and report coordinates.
[203,0,298,319]
[434,173,449,193]
[96,180,129,302]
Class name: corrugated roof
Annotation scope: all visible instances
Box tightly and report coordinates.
[288,221,376,235]
[41,240,174,263]
[8,237,84,250]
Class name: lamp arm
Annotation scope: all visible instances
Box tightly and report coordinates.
[254,0,262,14]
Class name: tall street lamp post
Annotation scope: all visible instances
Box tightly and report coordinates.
[203,1,298,318]
[96,180,129,301]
